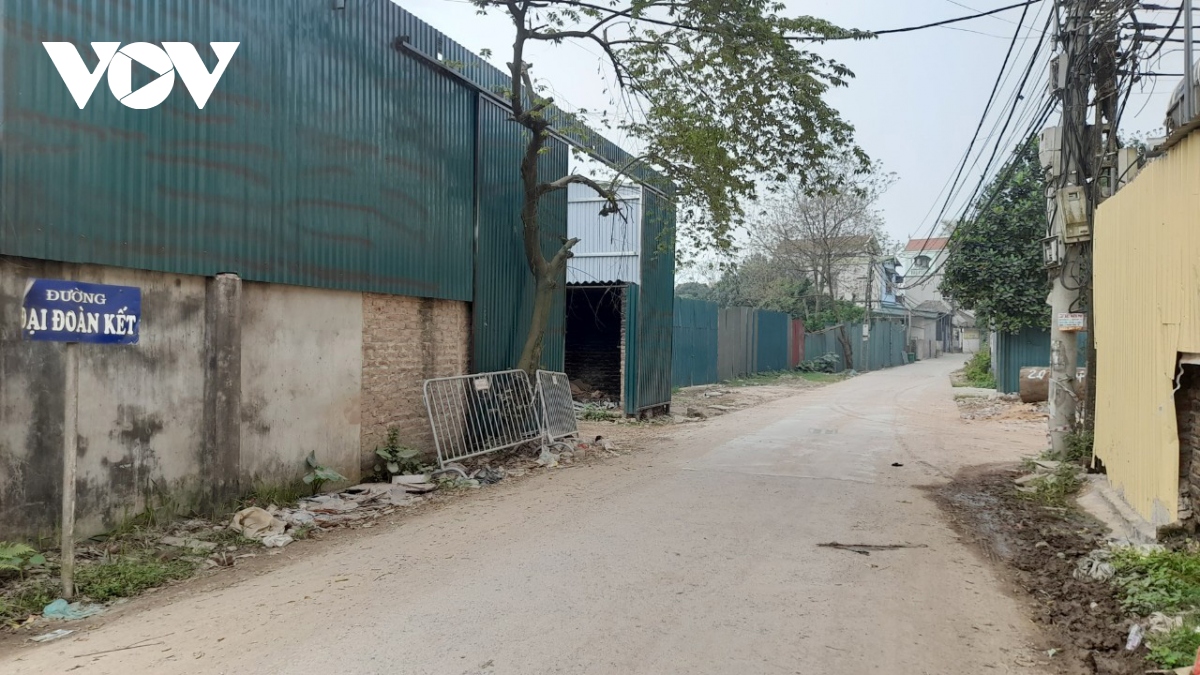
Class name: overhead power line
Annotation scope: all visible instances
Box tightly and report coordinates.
[864,0,1046,37]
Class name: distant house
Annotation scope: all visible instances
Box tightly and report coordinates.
[894,237,977,354]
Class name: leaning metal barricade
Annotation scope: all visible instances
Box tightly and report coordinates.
[536,370,578,442]
[423,370,543,468]
[423,369,581,468]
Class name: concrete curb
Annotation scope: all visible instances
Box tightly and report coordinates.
[1076,475,1157,544]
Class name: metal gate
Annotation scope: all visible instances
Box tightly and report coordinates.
[537,370,578,441]
[424,370,579,467]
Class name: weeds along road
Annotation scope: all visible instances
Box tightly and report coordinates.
[3,356,1053,675]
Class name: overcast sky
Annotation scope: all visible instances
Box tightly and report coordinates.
[395,0,1185,258]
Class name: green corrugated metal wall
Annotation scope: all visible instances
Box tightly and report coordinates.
[995,327,1088,394]
[672,298,719,387]
[865,320,908,371]
[0,0,584,373]
[754,311,790,372]
[472,100,567,372]
[804,323,860,372]
[624,284,641,416]
[629,188,675,412]
[0,0,480,300]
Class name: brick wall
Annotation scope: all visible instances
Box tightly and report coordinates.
[1175,365,1200,525]
[360,294,470,471]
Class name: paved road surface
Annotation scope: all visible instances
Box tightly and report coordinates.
[3,357,1052,674]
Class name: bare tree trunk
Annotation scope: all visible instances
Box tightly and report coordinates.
[836,324,853,371]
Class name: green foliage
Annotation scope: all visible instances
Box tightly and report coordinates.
[373,428,425,479]
[1018,462,1083,507]
[706,255,865,329]
[239,480,308,509]
[303,452,345,495]
[941,137,1050,334]
[0,579,59,625]
[578,405,619,422]
[674,282,712,301]
[1148,618,1200,669]
[1111,548,1200,615]
[75,557,195,602]
[797,353,840,373]
[0,542,46,576]
[962,347,997,389]
[1065,430,1094,464]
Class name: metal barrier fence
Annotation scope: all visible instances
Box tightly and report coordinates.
[424,370,579,467]
[423,370,542,467]
[536,370,578,441]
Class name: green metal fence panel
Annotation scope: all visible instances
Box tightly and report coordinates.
[1,0,484,300]
[672,297,719,388]
[631,188,675,411]
[717,307,756,380]
[472,99,567,372]
[865,320,908,371]
[754,310,790,372]
[995,328,1088,394]
[624,284,640,416]
[803,323,860,372]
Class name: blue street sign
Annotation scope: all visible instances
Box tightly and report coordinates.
[21,279,141,344]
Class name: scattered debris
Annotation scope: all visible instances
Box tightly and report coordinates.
[891,462,904,467]
[685,407,708,420]
[536,448,560,468]
[261,534,294,548]
[30,629,74,643]
[707,404,736,412]
[43,598,104,621]
[1074,548,1115,582]
[1148,612,1186,635]
[391,474,430,485]
[1126,623,1144,651]
[817,542,928,556]
[472,466,505,485]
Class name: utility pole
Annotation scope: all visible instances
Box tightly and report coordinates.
[1187,0,1195,122]
[1046,0,1090,457]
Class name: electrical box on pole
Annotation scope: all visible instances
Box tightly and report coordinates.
[1057,186,1090,243]
[1042,235,1063,269]
[1048,54,1069,95]
[1039,126,1064,179]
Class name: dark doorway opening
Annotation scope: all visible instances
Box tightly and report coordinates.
[565,285,625,403]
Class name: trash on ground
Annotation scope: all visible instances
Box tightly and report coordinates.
[1073,549,1115,582]
[891,462,904,467]
[43,598,104,621]
[472,466,505,485]
[817,542,929,556]
[261,534,294,548]
[30,629,75,642]
[1125,623,1143,651]
[229,507,286,539]
[1148,611,1185,634]
[537,448,560,468]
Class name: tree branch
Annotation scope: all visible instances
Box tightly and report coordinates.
[539,174,622,216]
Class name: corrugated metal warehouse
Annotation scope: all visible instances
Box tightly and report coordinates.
[0,0,667,538]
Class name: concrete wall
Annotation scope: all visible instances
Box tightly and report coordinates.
[2,257,469,540]
[1,257,208,539]
[359,293,470,473]
[241,283,363,486]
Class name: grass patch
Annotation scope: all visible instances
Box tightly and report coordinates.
[578,405,619,422]
[0,578,59,626]
[1148,617,1200,669]
[237,480,308,510]
[1018,463,1083,507]
[75,557,195,602]
[797,372,843,384]
[1111,548,1200,615]
[727,370,844,388]
[962,347,997,389]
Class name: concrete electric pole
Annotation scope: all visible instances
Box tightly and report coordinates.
[1046,0,1090,456]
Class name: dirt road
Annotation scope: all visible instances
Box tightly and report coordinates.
[4,357,1054,675]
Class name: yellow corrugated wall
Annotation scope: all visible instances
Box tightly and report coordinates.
[1094,130,1200,525]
